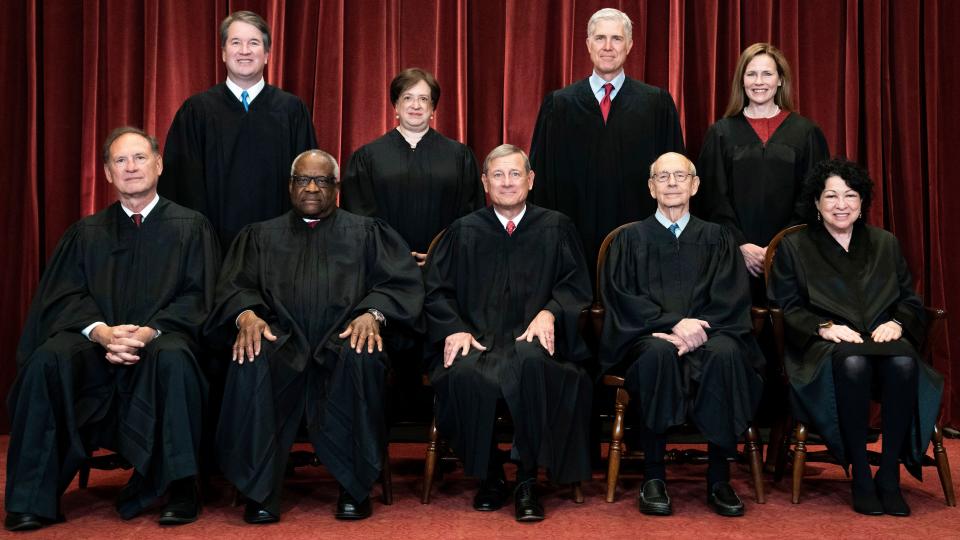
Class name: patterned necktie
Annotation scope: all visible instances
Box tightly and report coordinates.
[506,220,516,236]
[600,83,614,123]
[241,89,250,112]
[132,213,143,228]
[669,223,680,237]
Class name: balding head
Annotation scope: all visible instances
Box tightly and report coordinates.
[288,149,339,219]
[647,152,699,216]
[291,149,339,179]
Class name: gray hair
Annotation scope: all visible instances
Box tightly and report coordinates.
[220,11,271,52]
[649,152,697,177]
[291,149,339,179]
[587,8,633,41]
[482,144,531,174]
[101,126,160,163]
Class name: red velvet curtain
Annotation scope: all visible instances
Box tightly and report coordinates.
[2,0,957,432]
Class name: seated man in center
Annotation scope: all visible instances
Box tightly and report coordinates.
[207,150,424,523]
[424,144,593,522]
[599,152,764,517]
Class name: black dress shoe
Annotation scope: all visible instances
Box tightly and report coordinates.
[876,482,911,517]
[473,476,510,511]
[707,481,745,517]
[514,479,545,522]
[851,484,884,516]
[335,487,372,520]
[4,512,61,532]
[158,477,200,525]
[638,479,672,516]
[243,501,280,524]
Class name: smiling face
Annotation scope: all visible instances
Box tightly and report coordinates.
[221,20,269,86]
[586,18,633,78]
[394,79,435,132]
[815,175,862,235]
[742,53,781,108]
[482,152,534,215]
[103,133,163,200]
[289,154,338,219]
[648,152,699,214]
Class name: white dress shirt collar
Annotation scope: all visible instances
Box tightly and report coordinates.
[654,209,691,236]
[493,205,527,230]
[120,194,160,221]
[589,70,626,103]
[225,77,265,104]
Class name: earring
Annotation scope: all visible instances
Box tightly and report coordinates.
[817,212,822,222]
[395,114,400,119]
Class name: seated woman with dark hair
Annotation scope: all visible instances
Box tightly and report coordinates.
[768,158,943,516]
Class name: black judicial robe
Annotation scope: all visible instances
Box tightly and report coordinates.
[341,128,484,254]
[6,199,219,520]
[768,224,941,478]
[696,112,829,247]
[424,205,593,483]
[599,216,763,448]
[160,83,318,249]
[208,210,423,506]
[529,77,685,273]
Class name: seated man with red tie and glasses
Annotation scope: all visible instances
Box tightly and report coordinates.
[423,144,593,522]
[5,127,221,531]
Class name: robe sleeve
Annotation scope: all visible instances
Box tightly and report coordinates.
[204,225,275,346]
[291,99,318,153]
[423,223,475,345]
[459,147,485,217]
[768,235,825,351]
[351,220,424,332]
[888,236,926,346]
[599,227,684,366]
[159,101,208,215]
[145,217,221,342]
[16,224,104,367]
[528,92,559,209]
[789,123,830,225]
[339,146,378,216]
[696,226,755,334]
[697,123,746,245]
[655,88,686,155]
[544,219,593,363]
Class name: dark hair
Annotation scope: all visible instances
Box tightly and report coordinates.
[724,42,794,118]
[800,157,873,222]
[390,68,441,108]
[220,11,271,53]
[101,126,160,163]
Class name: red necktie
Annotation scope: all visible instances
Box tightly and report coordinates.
[307,220,319,229]
[600,83,613,123]
[132,213,142,227]
[506,220,516,236]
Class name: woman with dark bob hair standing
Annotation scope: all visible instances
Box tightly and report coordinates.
[341,68,484,265]
[698,43,829,301]
[768,158,943,516]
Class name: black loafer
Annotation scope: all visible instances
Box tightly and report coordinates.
[876,482,911,517]
[4,512,62,532]
[473,476,510,511]
[707,481,745,517]
[514,479,545,522]
[243,502,279,524]
[335,487,372,520]
[158,478,200,525]
[638,479,672,516]
[851,484,884,516]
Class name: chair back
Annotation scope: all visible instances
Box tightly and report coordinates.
[763,224,807,288]
[424,228,447,266]
[590,222,638,338]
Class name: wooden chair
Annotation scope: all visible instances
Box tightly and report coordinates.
[764,223,955,506]
[419,229,585,505]
[592,222,767,504]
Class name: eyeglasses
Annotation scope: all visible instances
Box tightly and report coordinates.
[290,175,338,188]
[400,94,432,106]
[652,171,692,183]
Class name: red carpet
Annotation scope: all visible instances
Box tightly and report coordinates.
[1,435,957,539]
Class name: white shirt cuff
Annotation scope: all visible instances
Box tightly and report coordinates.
[82,322,106,341]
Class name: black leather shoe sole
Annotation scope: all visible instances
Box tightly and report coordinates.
[4,513,44,532]
[158,507,200,526]
[335,496,372,520]
[707,495,745,517]
[243,504,280,524]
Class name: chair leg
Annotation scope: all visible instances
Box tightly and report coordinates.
[381,446,393,505]
[78,464,90,489]
[932,423,956,506]
[765,415,785,475]
[772,414,793,482]
[605,387,629,503]
[571,481,584,504]
[745,425,766,503]
[791,422,807,504]
[421,414,439,504]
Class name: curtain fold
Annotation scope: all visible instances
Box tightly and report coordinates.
[1,0,957,431]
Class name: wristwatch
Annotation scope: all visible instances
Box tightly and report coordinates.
[817,320,834,330]
[367,308,386,327]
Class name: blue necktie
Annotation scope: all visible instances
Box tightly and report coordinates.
[241,90,250,112]
[669,223,680,237]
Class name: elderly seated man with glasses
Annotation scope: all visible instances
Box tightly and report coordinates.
[206,150,424,524]
[598,152,764,517]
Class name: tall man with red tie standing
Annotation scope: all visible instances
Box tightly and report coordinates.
[529,7,685,280]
